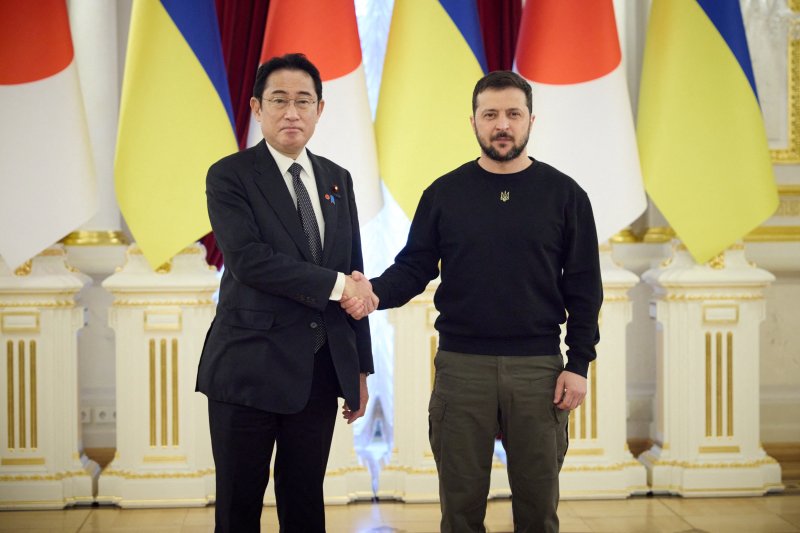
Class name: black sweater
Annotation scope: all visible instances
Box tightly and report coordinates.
[371,158,602,377]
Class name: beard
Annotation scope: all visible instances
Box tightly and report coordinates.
[477,128,531,162]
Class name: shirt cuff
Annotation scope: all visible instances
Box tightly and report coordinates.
[329,272,346,301]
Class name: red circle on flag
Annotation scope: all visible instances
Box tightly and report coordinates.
[516,0,621,84]
[0,1,74,85]
[260,0,362,82]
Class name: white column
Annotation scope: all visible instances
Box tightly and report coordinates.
[640,243,783,496]
[559,247,648,499]
[65,0,129,452]
[0,246,94,509]
[97,244,218,507]
[378,280,511,502]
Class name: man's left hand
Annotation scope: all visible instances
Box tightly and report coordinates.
[342,373,369,424]
[553,370,586,411]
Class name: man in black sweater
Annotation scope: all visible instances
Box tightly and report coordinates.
[345,71,602,532]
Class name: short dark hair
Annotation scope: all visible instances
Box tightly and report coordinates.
[472,71,532,114]
[252,53,323,101]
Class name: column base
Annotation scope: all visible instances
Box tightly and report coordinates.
[0,460,95,509]
[640,445,784,497]
[97,465,214,508]
[560,459,649,499]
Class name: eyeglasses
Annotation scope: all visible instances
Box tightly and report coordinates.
[262,97,317,111]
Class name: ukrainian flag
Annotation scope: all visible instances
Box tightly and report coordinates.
[637,0,778,264]
[115,0,237,268]
[376,0,487,219]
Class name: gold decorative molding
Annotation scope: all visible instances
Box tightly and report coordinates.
[609,228,638,243]
[770,19,799,163]
[561,460,642,473]
[662,292,764,301]
[1,457,45,466]
[0,301,75,309]
[39,248,65,257]
[61,230,128,246]
[744,225,800,241]
[0,311,40,333]
[650,456,777,469]
[111,297,215,308]
[643,226,675,243]
[775,191,800,216]
[142,455,187,463]
[699,445,741,454]
[792,0,800,13]
[567,448,605,456]
[325,466,369,477]
[706,253,725,270]
[13,261,32,277]
[0,470,89,482]
[373,465,438,475]
[101,468,214,479]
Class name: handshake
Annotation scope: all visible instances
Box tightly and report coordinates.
[340,271,378,320]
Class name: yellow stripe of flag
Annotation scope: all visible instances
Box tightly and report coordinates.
[115,1,237,268]
[637,0,778,263]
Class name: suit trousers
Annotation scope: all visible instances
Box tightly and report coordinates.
[209,344,341,533]
[429,350,569,533]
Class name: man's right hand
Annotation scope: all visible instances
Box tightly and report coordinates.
[341,271,378,319]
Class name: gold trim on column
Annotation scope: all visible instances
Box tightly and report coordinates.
[142,454,187,463]
[590,361,597,439]
[13,261,32,277]
[770,20,799,163]
[567,448,605,456]
[160,339,168,446]
[7,341,14,449]
[707,253,726,270]
[569,410,576,439]
[698,445,741,454]
[705,333,711,437]
[1,457,45,466]
[0,312,40,334]
[171,339,179,446]
[716,332,723,437]
[727,332,734,437]
[643,226,676,243]
[430,335,437,391]
[579,396,587,439]
[609,228,638,243]
[18,341,25,449]
[60,230,128,246]
[149,340,156,447]
[744,226,800,242]
[30,341,36,448]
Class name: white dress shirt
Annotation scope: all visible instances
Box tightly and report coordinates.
[265,142,345,301]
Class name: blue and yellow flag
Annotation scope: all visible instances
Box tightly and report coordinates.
[375,0,487,219]
[115,0,237,268]
[637,1,778,264]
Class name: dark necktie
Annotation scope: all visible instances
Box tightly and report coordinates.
[289,162,326,351]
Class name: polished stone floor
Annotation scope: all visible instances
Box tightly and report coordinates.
[1,493,799,532]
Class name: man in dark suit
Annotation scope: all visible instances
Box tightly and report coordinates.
[196,53,376,533]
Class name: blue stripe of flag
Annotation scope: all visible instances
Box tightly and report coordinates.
[439,0,488,73]
[160,0,235,128]
[695,0,758,99]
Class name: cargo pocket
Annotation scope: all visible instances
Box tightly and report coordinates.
[553,405,569,471]
[428,391,446,463]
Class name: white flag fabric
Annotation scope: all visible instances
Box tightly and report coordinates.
[515,0,646,242]
[246,0,383,221]
[0,1,96,268]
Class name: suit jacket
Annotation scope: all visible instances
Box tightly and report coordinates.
[196,140,373,414]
